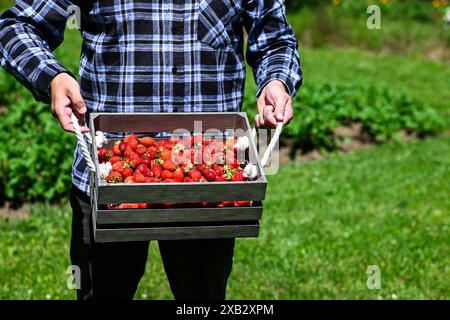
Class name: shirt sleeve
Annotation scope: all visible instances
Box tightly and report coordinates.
[244,0,302,97]
[0,0,76,104]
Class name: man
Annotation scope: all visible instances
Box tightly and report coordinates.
[0,0,302,300]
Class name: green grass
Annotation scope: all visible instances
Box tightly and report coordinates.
[1,136,449,299]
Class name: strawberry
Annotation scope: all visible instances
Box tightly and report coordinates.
[147,149,157,159]
[173,168,184,182]
[124,134,138,144]
[124,176,135,184]
[140,136,155,147]
[129,153,141,167]
[222,201,235,207]
[138,203,148,209]
[160,149,172,161]
[105,149,114,160]
[134,173,145,183]
[183,177,195,182]
[112,160,125,172]
[215,175,227,182]
[137,164,152,177]
[232,171,244,181]
[189,169,202,181]
[211,164,224,176]
[113,143,122,156]
[108,156,122,164]
[144,177,160,183]
[122,167,134,178]
[140,155,152,167]
[151,163,163,178]
[162,169,173,179]
[203,170,216,181]
[163,178,179,183]
[236,201,252,207]
[119,203,140,209]
[136,144,147,155]
[98,148,107,161]
[162,159,177,171]
[119,141,127,153]
[107,171,123,183]
[128,139,138,151]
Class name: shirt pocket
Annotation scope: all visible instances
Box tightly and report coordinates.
[197,0,242,49]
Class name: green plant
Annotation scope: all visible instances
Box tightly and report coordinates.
[0,98,75,203]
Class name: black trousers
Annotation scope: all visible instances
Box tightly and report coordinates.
[69,185,235,300]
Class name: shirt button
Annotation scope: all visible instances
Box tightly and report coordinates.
[172,66,178,74]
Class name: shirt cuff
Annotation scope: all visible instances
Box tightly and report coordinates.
[33,62,76,104]
[256,72,295,98]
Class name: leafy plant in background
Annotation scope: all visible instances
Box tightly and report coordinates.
[0,98,76,204]
[244,82,447,153]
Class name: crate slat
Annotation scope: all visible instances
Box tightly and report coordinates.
[94,223,260,242]
[96,203,263,224]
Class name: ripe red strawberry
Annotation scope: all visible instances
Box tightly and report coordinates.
[222,201,235,207]
[203,170,216,181]
[129,154,141,167]
[173,168,184,182]
[98,148,107,161]
[138,203,148,209]
[232,171,244,181]
[162,159,177,171]
[107,171,123,183]
[122,167,134,178]
[147,149,157,159]
[124,134,138,144]
[137,164,152,177]
[162,169,173,179]
[211,164,224,176]
[119,141,127,153]
[134,173,145,183]
[189,169,202,181]
[140,155,151,167]
[119,203,140,209]
[105,149,114,160]
[215,175,227,182]
[163,178,179,183]
[183,177,195,182]
[160,149,172,161]
[128,139,138,151]
[113,143,122,156]
[140,136,155,147]
[124,176,135,183]
[109,156,122,164]
[196,164,207,174]
[112,160,125,172]
[151,163,163,178]
[136,144,147,155]
[144,177,160,183]
[236,201,252,207]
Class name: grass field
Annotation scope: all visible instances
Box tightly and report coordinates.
[1,136,448,299]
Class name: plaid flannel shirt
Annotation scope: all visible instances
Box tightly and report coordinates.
[0,0,302,195]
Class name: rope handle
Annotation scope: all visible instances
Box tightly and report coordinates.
[71,113,96,172]
[251,122,283,168]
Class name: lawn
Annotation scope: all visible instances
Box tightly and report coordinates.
[1,136,448,299]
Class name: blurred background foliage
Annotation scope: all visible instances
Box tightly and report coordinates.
[0,0,449,300]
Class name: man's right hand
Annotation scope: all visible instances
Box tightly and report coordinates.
[50,72,89,133]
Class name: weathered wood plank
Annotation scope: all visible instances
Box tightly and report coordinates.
[96,204,263,224]
[94,224,260,242]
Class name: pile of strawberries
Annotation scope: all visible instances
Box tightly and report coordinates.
[98,134,253,209]
[97,133,249,184]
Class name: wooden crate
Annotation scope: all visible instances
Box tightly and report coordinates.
[89,112,267,242]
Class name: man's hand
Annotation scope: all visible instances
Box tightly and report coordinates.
[50,73,89,133]
[255,80,294,128]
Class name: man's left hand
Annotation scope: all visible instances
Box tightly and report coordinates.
[255,80,294,128]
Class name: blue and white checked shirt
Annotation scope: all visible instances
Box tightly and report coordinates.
[0,0,302,195]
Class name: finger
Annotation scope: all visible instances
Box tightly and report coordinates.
[263,105,277,128]
[273,94,289,122]
[63,106,89,133]
[54,106,73,132]
[283,99,294,125]
[67,88,86,115]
